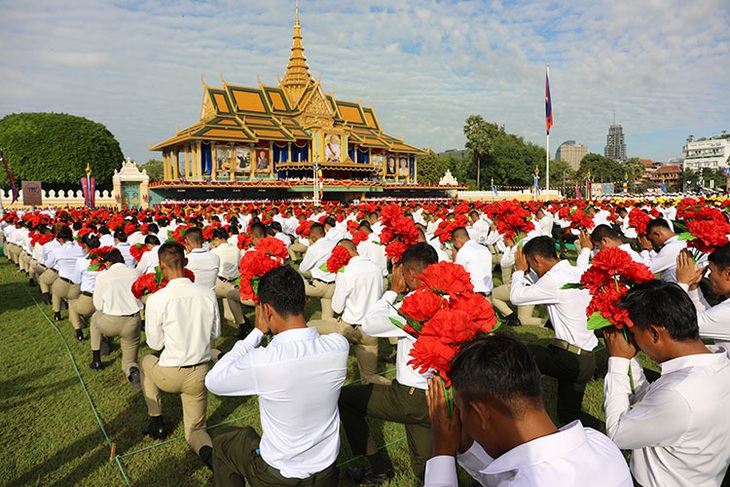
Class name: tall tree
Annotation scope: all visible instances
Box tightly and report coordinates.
[578,153,624,182]
[141,159,164,183]
[416,151,451,185]
[463,115,494,190]
[0,113,123,190]
[624,157,646,190]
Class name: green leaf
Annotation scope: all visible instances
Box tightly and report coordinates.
[587,311,614,330]
[673,221,688,232]
[389,317,406,330]
[318,262,329,272]
[677,231,696,241]
[561,282,584,290]
[251,276,260,297]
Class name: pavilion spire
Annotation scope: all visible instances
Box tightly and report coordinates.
[281,0,313,106]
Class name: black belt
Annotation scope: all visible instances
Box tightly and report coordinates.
[477,291,491,297]
[116,311,139,318]
[550,339,594,356]
[180,361,207,369]
[396,380,425,395]
[312,278,334,284]
[82,291,93,297]
[60,276,74,284]
[217,275,236,283]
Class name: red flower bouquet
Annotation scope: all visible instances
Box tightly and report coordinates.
[379,204,419,263]
[676,206,730,256]
[86,246,115,272]
[391,262,500,414]
[238,237,288,303]
[295,220,312,239]
[237,232,253,250]
[351,230,369,246]
[433,214,469,244]
[484,200,535,241]
[131,267,196,300]
[325,244,352,274]
[628,208,651,235]
[129,243,150,263]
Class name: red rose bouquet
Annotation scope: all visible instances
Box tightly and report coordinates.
[295,220,312,239]
[325,244,352,274]
[129,243,150,262]
[238,237,288,303]
[237,232,253,250]
[86,246,115,272]
[675,206,730,257]
[484,200,535,241]
[628,208,651,235]
[379,204,419,263]
[351,230,369,246]
[131,267,196,300]
[391,262,500,415]
[433,214,469,244]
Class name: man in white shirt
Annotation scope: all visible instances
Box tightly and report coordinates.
[90,249,143,391]
[468,210,491,245]
[308,240,390,386]
[37,230,62,305]
[424,333,632,487]
[206,265,348,486]
[536,208,554,237]
[576,224,643,270]
[46,226,85,322]
[604,281,730,487]
[114,230,137,268]
[356,224,388,277]
[340,243,438,484]
[639,218,686,282]
[210,227,240,323]
[299,223,337,320]
[184,226,220,291]
[452,227,493,296]
[226,222,266,338]
[677,246,730,349]
[135,235,161,275]
[510,236,596,425]
[140,241,220,470]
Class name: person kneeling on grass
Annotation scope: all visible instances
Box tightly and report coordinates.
[205,265,349,487]
[424,333,632,487]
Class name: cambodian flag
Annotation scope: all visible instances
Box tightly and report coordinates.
[545,69,553,135]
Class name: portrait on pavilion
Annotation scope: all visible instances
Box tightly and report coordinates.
[216,146,232,172]
[398,157,409,177]
[386,156,396,175]
[324,134,341,163]
[234,147,251,173]
[255,149,271,173]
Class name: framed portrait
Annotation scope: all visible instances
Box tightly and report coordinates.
[386,156,396,175]
[216,146,232,172]
[233,147,251,173]
[371,154,383,168]
[324,133,341,163]
[398,157,409,177]
[255,148,271,173]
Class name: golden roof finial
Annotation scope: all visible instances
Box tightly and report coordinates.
[281,0,313,107]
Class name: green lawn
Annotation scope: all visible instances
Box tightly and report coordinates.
[0,256,652,486]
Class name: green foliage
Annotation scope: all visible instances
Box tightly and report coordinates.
[0,112,123,190]
[142,159,164,183]
[624,157,646,190]
[578,153,625,182]
[417,151,451,185]
[462,115,548,189]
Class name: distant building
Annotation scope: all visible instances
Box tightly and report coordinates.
[438,149,469,159]
[604,124,627,162]
[555,140,588,170]
[683,136,730,172]
[648,164,682,189]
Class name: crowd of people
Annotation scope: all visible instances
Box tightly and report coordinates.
[2,195,730,486]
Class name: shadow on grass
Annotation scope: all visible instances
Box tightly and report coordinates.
[1,367,78,411]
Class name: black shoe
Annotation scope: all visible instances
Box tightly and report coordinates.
[128,367,142,392]
[76,329,85,341]
[90,360,103,370]
[43,293,51,305]
[382,354,396,364]
[54,311,62,321]
[100,337,110,356]
[143,417,167,440]
[506,314,521,327]
[79,316,88,329]
[346,465,393,485]
[29,279,36,286]
[198,445,214,472]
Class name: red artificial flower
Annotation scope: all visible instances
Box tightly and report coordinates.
[449,292,498,334]
[326,245,353,273]
[129,243,150,262]
[628,208,651,235]
[418,261,474,296]
[351,230,369,246]
[237,232,253,250]
[255,237,289,261]
[399,289,447,324]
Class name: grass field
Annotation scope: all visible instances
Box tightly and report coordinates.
[0,254,655,486]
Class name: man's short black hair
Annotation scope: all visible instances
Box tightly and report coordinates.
[617,281,700,341]
[590,224,620,244]
[184,226,204,245]
[323,216,336,228]
[57,227,73,240]
[310,222,325,237]
[522,236,557,260]
[144,235,161,246]
[646,218,671,233]
[103,248,125,265]
[401,243,438,272]
[270,221,283,233]
[147,223,159,233]
[257,266,305,318]
[81,233,100,249]
[709,243,730,272]
[158,241,186,271]
[249,222,266,239]
[213,227,229,240]
[114,229,128,242]
[450,333,544,417]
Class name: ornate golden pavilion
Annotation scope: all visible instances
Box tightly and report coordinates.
[149,4,458,201]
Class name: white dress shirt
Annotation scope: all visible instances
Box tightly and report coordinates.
[332,256,383,325]
[205,327,348,479]
[274,232,292,249]
[425,421,632,487]
[211,242,240,280]
[115,242,137,268]
[510,260,597,351]
[40,239,61,266]
[357,237,388,276]
[470,218,491,245]
[135,245,160,275]
[185,247,220,290]
[619,216,639,239]
[455,239,493,295]
[93,263,142,315]
[538,213,555,236]
[72,256,100,293]
[679,283,730,349]
[45,241,86,279]
[144,277,220,367]
[640,235,686,282]
[604,348,730,487]
[99,233,115,247]
[299,237,336,282]
[363,290,430,390]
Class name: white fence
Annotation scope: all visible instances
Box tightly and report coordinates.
[458,189,563,201]
[0,189,116,209]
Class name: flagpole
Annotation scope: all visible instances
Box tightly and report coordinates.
[545,64,550,201]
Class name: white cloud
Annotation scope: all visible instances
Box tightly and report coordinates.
[0,0,728,170]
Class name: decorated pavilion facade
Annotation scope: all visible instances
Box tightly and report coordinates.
[149,5,460,203]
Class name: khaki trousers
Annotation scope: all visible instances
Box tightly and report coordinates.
[19,252,32,273]
[225,287,256,326]
[90,311,141,376]
[5,243,20,264]
[308,318,391,386]
[140,355,212,453]
[215,278,237,323]
[69,293,95,330]
[303,279,335,320]
[31,261,46,281]
[288,241,308,262]
[51,279,80,312]
[491,284,545,326]
[38,268,59,294]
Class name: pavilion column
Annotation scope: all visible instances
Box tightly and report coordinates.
[172,150,179,180]
[163,151,171,181]
[211,141,217,179]
[287,142,292,164]
[184,146,190,180]
[414,157,418,183]
[194,142,201,179]
[230,145,236,182]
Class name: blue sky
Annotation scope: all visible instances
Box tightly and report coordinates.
[1,0,728,168]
